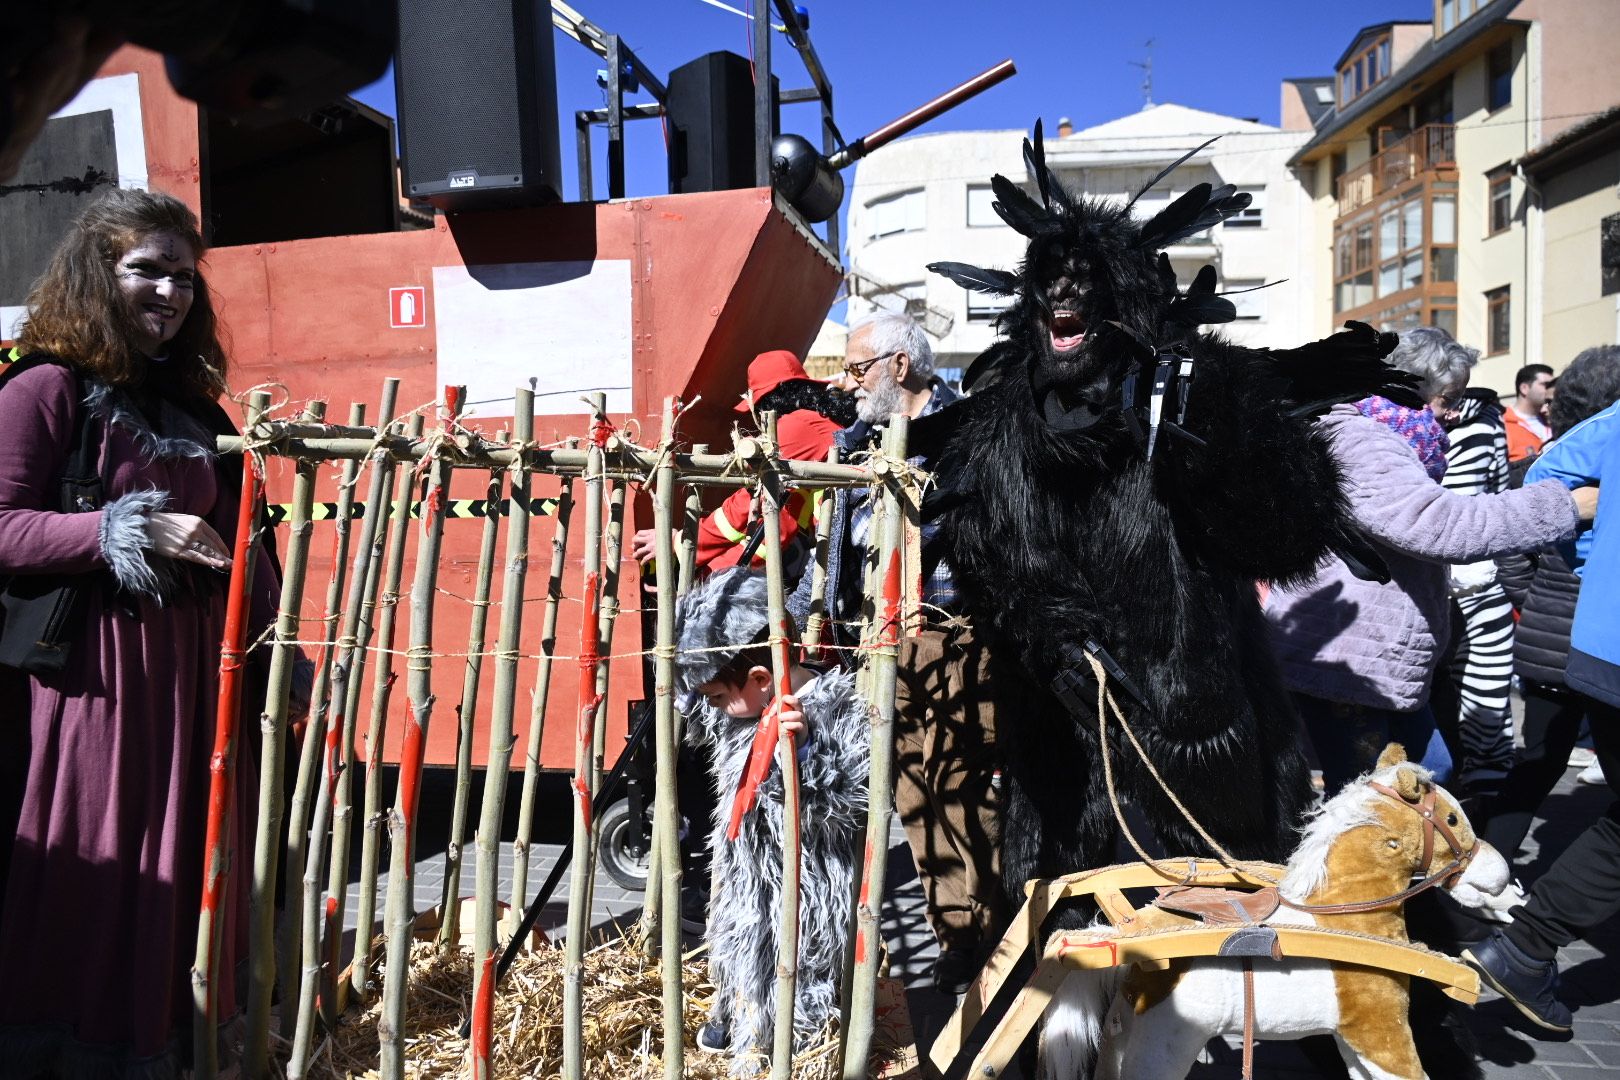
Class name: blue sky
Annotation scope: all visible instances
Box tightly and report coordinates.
[354,1,1428,232]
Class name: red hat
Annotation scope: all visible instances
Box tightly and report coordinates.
[734,349,810,412]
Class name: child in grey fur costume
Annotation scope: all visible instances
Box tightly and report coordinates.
[676,568,869,1075]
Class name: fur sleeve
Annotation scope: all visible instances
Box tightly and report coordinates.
[98,489,167,600]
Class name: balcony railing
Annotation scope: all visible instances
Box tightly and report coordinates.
[1336,124,1456,216]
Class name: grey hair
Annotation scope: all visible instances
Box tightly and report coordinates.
[849,310,935,379]
[1387,326,1479,400]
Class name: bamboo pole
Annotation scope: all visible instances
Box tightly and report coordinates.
[510,440,578,911]
[591,476,627,796]
[756,414,803,1080]
[379,388,462,1080]
[192,390,270,1079]
[243,400,325,1079]
[649,399,685,1076]
[318,379,403,1021]
[469,390,536,1079]
[641,443,707,945]
[276,402,366,1042]
[839,417,909,1080]
[803,446,840,661]
[214,432,877,486]
[562,394,609,1080]
[288,659,341,1080]
[347,411,422,1002]
[439,448,506,946]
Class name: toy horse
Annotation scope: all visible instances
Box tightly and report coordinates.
[1040,744,1515,1080]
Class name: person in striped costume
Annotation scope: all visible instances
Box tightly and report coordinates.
[1432,365,1520,793]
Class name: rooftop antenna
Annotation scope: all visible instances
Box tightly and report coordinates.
[1129,39,1155,110]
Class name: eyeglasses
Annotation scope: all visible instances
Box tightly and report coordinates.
[843,350,897,380]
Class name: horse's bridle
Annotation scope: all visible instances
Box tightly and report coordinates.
[1279,780,1480,916]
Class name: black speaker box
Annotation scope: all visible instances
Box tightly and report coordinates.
[395,0,562,210]
[665,51,779,195]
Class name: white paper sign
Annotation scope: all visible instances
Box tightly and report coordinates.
[432,260,633,416]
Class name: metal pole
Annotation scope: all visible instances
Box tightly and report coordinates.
[243,400,325,1079]
[576,112,594,202]
[607,35,626,200]
[753,0,772,186]
[470,390,536,1080]
[348,411,424,1003]
[839,416,908,1079]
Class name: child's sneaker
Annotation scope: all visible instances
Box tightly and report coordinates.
[696,1021,730,1052]
[1578,760,1606,786]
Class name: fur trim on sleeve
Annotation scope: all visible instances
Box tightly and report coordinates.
[98,489,167,600]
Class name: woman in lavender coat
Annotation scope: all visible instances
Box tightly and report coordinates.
[1265,328,1589,795]
[0,188,280,1076]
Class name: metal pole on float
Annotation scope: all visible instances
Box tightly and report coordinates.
[758,413,804,1080]
[349,411,424,1003]
[839,416,909,1079]
[650,398,685,1077]
[511,441,578,911]
[379,387,462,1080]
[192,390,270,1080]
[469,390,536,1080]
[244,400,325,1080]
[440,444,507,946]
[563,393,609,1080]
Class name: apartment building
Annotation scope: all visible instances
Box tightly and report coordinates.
[1287,0,1620,390]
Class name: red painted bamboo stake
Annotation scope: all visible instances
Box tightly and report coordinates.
[192,390,270,1079]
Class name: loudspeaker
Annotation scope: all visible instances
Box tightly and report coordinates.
[665,51,778,195]
[395,0,562,210]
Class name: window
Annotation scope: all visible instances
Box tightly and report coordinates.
[1225,279,1268,322]
[1338,34,1392,106]
[1224,185,1265,228]
[865,188,924,239]
[967,290,1013,322]
[1335,187,1457,316]
[1487,43,1512,112]
[1487,169,1511,235]
[1441,0,1457,34]
[1430,307,1457,336]
[966,185,1000,228]
[1486,286,1510,355]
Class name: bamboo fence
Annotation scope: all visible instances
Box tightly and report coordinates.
[197,382,915,1078]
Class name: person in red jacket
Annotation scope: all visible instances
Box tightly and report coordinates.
[631,349,851,576]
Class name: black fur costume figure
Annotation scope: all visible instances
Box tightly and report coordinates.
[913,126,1435,1073]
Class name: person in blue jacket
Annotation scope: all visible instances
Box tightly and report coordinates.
[1465,398,1618,1034]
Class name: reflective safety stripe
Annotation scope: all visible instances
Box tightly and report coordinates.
[798,487,825,528]
[709,505,749,544]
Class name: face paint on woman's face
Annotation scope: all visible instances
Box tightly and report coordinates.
[116,230,197,356]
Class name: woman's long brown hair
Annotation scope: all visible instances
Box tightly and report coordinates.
[15,186,228,400]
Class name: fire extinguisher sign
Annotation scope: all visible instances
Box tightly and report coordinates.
[389,286,427,328]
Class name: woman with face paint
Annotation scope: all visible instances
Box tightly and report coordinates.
[0,187,294,1076]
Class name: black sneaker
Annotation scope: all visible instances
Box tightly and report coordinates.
[933,947,979,996]
[1463,931,1573,1034]
[696,1020,730,1052]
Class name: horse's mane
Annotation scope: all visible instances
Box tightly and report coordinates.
[1279,762,1434,903]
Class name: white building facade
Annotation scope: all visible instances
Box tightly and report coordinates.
[845,104,1315,374]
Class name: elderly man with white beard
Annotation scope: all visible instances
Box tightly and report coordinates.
[811,310,1006,995]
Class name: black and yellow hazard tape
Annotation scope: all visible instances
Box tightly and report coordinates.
[261,496,560,527]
